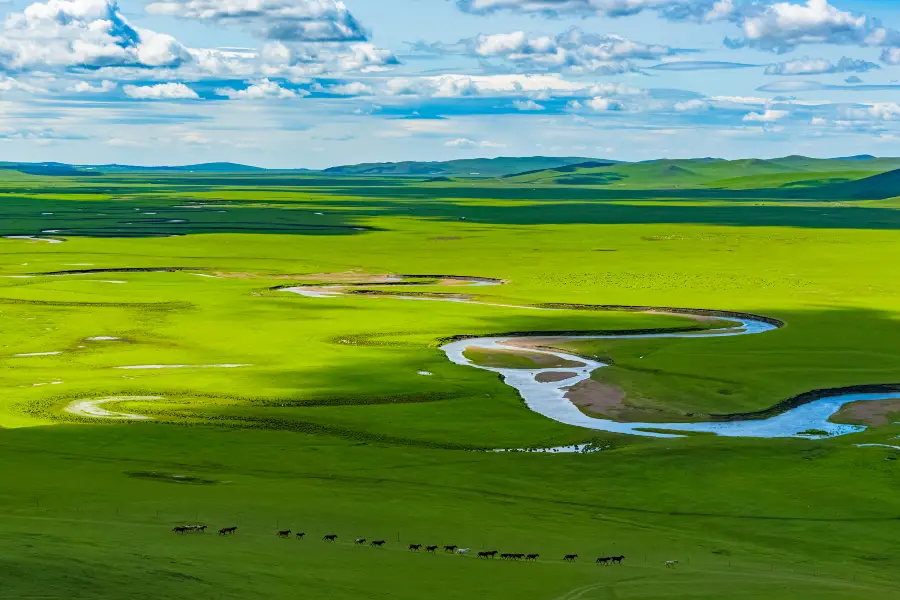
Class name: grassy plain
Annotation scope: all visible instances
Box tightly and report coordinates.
[1,166,900,599]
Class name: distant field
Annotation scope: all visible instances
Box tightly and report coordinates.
[1,166,900,599]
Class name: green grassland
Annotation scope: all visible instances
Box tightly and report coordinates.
[2,165,900,599]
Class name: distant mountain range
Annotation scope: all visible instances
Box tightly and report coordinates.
[2,157,900,198]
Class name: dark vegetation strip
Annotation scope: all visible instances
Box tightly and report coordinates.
[0,297,192,310]
[535,304,785,328]
[36,267,208,276]
[708,384,900,422]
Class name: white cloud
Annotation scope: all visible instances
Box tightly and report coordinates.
[586,97,624,111]
[765,56,880,75]
[386,73,586,98]
[0,0,191,70]
[145,0,367,42]
[465,28,680,73]
[743,109,788,122]
[674,99,711,111]
[728,0,900,53]
[842,103,900,121]
[445,137,504,148]
[512,99,545,111]
[70,80,117,93]
[215,79,300,99]
[326,81,374,96]
[455,0,735,22]
[123,82,200,99]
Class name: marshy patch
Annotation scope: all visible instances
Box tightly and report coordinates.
[126,471,219,485]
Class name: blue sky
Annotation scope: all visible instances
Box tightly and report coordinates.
[3,0,900,167]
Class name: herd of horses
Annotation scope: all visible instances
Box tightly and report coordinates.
[172,526,630,565]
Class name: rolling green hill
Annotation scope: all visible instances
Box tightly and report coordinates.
[323,156,608,177]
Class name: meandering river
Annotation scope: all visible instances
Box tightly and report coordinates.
[280,274,900,439]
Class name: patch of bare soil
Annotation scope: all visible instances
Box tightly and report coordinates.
[831,399,900,426]
[504,337,580,351]
[535,371,577,383]
[464,347,585,369]
[564,379,626,417]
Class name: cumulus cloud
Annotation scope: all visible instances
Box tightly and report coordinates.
[145,0,367,42]
[512,99,545,110]
[70,80,117,93]
[674,99,711,111]
[216,79,302,99]
[325,81,374,96]
[123,82,199,99]
[842,102,900,121]
[743,109,788,122]
[726,0,900,54]
[459,28,683,73]
[765,56,880,75]
[386,73,588,98]
[455,0,736,22]
[260,42,398,79]
[0,0,191,70]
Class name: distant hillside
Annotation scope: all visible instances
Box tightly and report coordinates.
[813,168,900,199]
[90,162,271,173]
[499,156,900,189]
[323,156,609,177]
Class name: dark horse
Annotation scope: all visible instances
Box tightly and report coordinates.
[218,527,238,535]
[408,544,422,551]
[277,530,291,538]
[443,545,458,553]
[611,555,625,564]
[478,550,498,559]
[370,540,386,548]
[526,554,539,561]
[322,534,337,542]
[564,554,578,562]
[295,532,306,539]
[173,526,188,534]
[426,546,438,553]
[596,557,610,566]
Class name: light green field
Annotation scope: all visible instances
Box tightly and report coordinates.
[2,170,900,599]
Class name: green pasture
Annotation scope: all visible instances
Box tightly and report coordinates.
[1,169,900,599]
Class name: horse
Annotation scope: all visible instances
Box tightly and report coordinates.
[195,525,207,533]
[370,540,386,548]
[173,526,187,534]
[596,557,610,566]
[611,555,625,565]
[295,532,305,539]
[277,530,291,538]
[408,544,422,552]
[526,553,539,561]
[322,534,337,542]
[665,560,679,568]
[354,538,367,545]
[478,550,497,559]
[426,546,438,553]
[218,527,237,536]
[443,545,458,553]
[513,553,525,561]
[456,548,470,556]
[500,553,513,560]
[563,554,578,562]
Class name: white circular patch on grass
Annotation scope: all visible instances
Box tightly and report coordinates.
[65,396,163,420]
